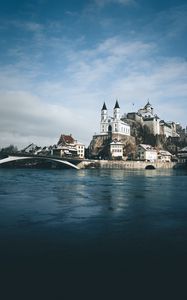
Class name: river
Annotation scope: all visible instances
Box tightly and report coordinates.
[0,168,187,298]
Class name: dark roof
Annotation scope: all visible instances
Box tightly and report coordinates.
[114,100,120,109]
[102,102,107,110]
[144,100,152,109]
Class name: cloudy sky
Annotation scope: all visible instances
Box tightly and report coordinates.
[0,0,187,148]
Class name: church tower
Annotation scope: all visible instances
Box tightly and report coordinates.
[100,101,130,136]
[101,102,107,122]
[100,102,108,134]
[113,100,120,120]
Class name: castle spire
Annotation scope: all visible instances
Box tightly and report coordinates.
[113,100,120,120]
[145,99,151,108]
[114,100,120,109]
[102,102,107,110]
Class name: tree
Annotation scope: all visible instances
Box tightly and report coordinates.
[0,144,18,155]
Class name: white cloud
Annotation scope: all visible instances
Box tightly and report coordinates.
[60,37,187,126]
[0,91,94,148]
[0,32,187,149]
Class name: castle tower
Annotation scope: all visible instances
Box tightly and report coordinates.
[144,100,153,115]
[113,100,120,120]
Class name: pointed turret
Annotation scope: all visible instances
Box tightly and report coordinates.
[101,102,108,129]
[144,99,153,114]
[102,102,107,110]
[144,100,151,109]
[113,100,120,120]
[114,100,120,109]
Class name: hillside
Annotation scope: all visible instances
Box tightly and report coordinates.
[88,119,187,159]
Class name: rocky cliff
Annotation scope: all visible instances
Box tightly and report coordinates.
[88,118,187,158]
[88,133,136,159]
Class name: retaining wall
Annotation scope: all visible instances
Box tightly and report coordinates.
[78,160,177,170]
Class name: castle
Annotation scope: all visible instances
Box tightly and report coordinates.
[88,99,182,159]
[127,100,179,138]
[137,101,160,135]
[99,99,178,139]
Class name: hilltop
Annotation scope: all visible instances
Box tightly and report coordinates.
[88,101,187,159]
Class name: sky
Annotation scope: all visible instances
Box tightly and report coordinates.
[0,0,187,148]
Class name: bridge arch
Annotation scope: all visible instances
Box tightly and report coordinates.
[0,156,79,170]
[145,164,156,170]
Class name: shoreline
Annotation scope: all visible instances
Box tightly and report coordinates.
[78,159,178,170]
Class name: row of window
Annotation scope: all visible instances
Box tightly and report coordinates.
[102,125,130,133]
[121,127,130,133]
[111,149,122,152]
[112,145,121,148]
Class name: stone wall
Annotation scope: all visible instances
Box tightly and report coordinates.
[78,160,177,170]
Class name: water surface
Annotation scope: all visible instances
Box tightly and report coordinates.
[0,168,187,298]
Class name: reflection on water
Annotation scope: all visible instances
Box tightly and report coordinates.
[0,168,187,236]
[0,168,187,297]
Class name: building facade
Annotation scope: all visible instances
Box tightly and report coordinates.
[52,134,85,159]
[157,150,172,162]
[136,144,158,162]
[138,101,160,135]
[177,146,187,161]
[127,100,179,138]
[110,140,124,159]
[100,101,130,136]
[76,143,85,159]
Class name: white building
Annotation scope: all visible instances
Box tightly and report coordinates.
[136,144,157,162]
[128,100,179,138]
[157,150,172,162]
[160,121,179,138]
[138,101,160,135]
[167,122,179,137]
[100,101,130,136]
[160,121,172,138]
[177,147,187,162]
[110,140,124,159]
[138,101,154,117]
[76,143,85,159]
[52,146,77,157]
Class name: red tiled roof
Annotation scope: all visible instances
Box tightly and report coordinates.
[58,134,75,145]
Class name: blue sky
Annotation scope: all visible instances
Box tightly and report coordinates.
[0,0,187,147]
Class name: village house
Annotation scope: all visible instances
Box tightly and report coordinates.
[52,134,85,159]
[136,144,157,162]
[110,140,124,160]
[177,146,187,163]
[157,150,172,162]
